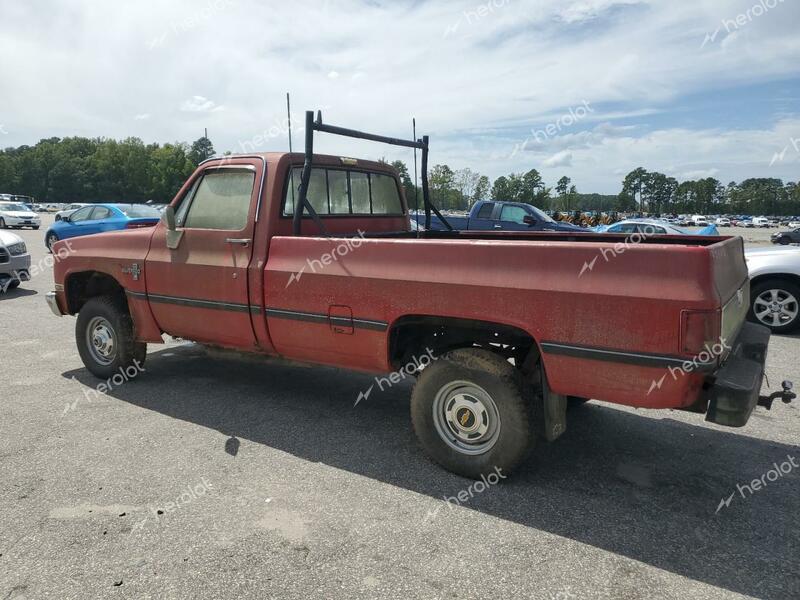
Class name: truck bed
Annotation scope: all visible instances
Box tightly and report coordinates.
[263,233,747,410]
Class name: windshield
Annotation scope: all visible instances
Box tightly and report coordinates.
[530,206,555,223]
[0,203,28,212]
[117,204,160,218]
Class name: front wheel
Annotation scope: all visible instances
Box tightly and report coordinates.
[0,218,5,229]
[46,232,59,252]
[411,348,536,479]
[76,295,147,379]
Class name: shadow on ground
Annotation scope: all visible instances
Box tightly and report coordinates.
[0,287,37,301]
[64,344,800,599]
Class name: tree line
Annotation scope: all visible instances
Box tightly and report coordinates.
[0,136,215,203]
[2,136,799,215]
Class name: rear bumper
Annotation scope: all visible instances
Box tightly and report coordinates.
[704,322,770,427]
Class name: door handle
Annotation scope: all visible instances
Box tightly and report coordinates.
[493,224,502,229]
[225,238,251,246]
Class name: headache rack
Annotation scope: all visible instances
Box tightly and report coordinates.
[293,110,453,236]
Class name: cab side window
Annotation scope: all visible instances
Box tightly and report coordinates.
[499,205,529,224]
[70,206,94,222]
[91,206,112,220]
[178,169,255,230]
[475,203,494,219]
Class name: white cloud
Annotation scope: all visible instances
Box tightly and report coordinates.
[133,113,150,121]
[180,96,224,113]
[680,168,720,180]
[543,150,573,167]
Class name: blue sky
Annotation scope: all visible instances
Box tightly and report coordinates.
[0,0,798,193]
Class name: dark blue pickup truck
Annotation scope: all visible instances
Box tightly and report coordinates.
[411,200,584,232]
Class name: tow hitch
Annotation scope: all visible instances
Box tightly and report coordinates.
[758,380,796,410]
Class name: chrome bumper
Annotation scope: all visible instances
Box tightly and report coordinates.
[46,291,63,317]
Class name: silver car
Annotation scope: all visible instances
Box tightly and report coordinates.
[745,246,800,333]
[0,229,32,292]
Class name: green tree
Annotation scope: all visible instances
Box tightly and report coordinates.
[188,136,215,165]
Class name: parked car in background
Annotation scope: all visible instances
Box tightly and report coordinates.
[745,246,800,333]
[771,228,800,246]
[0,229,31,291]
[594,219,719,236]
[691,215,709,226]
[411,200,584,232]
[752,216,770,228]
[44,203,161,251]
[0,202,42,230]
[789,221,800,229]
[55,202,92,221]
[715,217,731,226]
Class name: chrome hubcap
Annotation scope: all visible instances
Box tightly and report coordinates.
[86,316,117,365]
[432,380,501,455]
[754,289,799,328]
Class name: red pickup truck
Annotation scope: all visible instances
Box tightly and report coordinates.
[46,112,794,479]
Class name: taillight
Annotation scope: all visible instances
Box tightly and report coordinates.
[126,222,156,229]
[680,309,721,355]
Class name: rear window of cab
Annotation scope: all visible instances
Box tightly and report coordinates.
[282,167,403,217]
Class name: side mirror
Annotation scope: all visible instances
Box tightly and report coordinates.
[163,205,183,250]
[523,215,537,227]
[162,205,176,230]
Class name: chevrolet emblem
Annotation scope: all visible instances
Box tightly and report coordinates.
[122,263,141,281]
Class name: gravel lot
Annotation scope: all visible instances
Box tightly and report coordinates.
[1,217,798,600]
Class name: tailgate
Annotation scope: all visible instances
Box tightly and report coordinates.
[708,236,749,344]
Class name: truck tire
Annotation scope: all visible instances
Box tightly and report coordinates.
[410,348,535,479]
[76,295,147,379]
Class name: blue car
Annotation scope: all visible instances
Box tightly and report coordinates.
[45,203,161,251]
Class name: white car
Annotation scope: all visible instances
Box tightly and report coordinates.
[744,246,800,333]
[691,215,709,226]
[55,202,92,221]
[789,221,800,228]
[0,202,41,230]
[715,217,731,226]
[0,229,31,291]
[751,216,770,228]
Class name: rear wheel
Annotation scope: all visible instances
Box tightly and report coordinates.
[76,295,147,379]
[749,279,800,334]
[411,348,536,479]
[0,218,5,229]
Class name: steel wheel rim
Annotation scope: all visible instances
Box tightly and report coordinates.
[85,316,117,366]
[754,289,799,328]
[432,380,501,455]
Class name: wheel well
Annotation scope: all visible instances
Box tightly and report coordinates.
[65,271,127,314]
[388,315,538,371]
[750,273,800,292]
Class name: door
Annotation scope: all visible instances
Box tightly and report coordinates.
[62,205,96,237]
[496,204,533,231]
[144,163,261,348]
[80,205,116,235]
[469,202,496,230]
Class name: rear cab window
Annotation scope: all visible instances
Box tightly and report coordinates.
[283,167,403,217]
